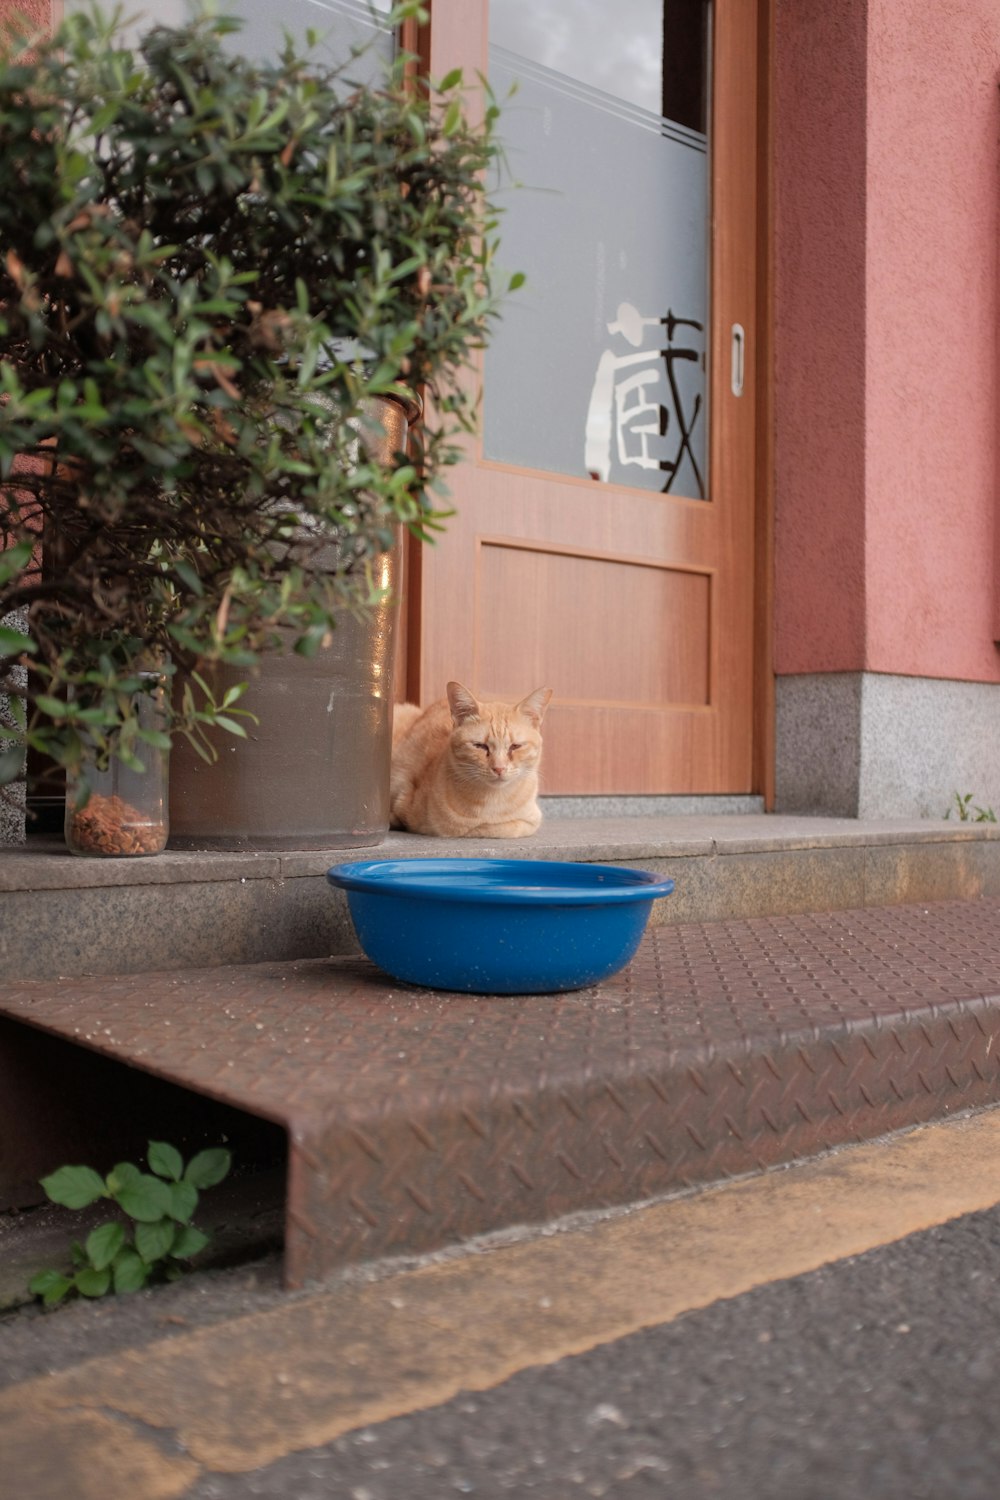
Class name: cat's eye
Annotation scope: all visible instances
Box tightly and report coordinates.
[509,743,522,752]
[473,741,490,752]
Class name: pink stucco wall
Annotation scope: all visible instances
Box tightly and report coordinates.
[773,0,868,674]
[774,0,1000,683]
[0,0,52,35]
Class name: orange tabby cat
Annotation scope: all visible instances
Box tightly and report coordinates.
[390,682,553,838]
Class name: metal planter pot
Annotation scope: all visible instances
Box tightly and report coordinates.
[168,391,418,851]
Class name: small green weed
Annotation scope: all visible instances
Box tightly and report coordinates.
[945,791,998,823]
[29,1141,231,1306]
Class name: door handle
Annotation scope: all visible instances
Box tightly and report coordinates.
[731,323,745,397]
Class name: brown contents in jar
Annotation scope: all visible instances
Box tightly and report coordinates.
[68,792,166,856]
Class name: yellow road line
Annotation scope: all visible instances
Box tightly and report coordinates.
[5,1107,1000,1491]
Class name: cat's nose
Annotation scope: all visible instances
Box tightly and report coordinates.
[491,765,507,778]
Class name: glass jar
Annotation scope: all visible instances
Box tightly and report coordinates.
[64,673,170,857]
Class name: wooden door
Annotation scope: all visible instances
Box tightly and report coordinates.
[409,0,759,794]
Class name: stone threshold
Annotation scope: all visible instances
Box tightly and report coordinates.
[2,815,999,981]
[2,813,996,889]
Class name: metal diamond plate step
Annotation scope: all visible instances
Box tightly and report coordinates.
[2,897,1000,1287]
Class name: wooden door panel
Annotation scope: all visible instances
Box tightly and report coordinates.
[475,542,711,709]
[414,0,759,796]
[543,706,714,794]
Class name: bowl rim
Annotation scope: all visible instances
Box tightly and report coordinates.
[326,857,675,906]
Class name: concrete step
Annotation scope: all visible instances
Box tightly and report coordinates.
[2,815,999,980]
[2,895,1000,1287]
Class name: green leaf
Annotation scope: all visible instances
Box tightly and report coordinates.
[0,538,33,586]
[85,1221,126,1272]
[134,1217,176,1264]
[183,1148,232,1189]
[112,1248,150,1294]
[211,715,249,737]
[171,1224,211,1260]
[106,1161,141,1194]
[439,66,463,91]
[442,98,462,137]
[33,695,70,720]
[29,1268,73,1304]
[0,748,25,786]
[0,626,34,656]
[40,1165,107,1210]
[148,1141,184,1182]
[173,560,204,596]
[75,1266,112,1298]
[5,692,26,731]
[135,728,173,751]
[114,1173,174,1222]
[91,99,120,134]
[168,1179,199,1223]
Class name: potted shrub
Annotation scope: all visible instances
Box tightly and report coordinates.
[0,1,508,851]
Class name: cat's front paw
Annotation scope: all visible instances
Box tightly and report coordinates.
[472,819,539,839]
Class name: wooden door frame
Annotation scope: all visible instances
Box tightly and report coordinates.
[400,0,775,805]
[753,0,775,808]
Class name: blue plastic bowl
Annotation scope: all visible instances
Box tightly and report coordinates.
[326,858,675,995]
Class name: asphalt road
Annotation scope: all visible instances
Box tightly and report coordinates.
[185,1202,1000,1500]
[6,1108,1000,1499]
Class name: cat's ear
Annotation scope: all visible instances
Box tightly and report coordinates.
[517,687,553,727]
[447,681,481,724]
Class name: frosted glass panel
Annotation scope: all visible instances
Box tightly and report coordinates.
[68,0,393,78]
[486,1,709,498]
[213,0,393,74]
